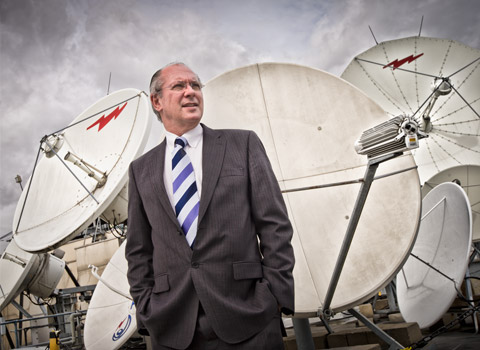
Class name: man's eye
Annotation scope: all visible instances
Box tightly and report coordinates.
[191,83,201,90]
[172,83,185,90]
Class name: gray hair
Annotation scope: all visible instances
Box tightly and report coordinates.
[149,62,202,121]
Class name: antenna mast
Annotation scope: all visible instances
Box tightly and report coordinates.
[418,15,424,36]
[368,25,378,45]
[107,72,112,95]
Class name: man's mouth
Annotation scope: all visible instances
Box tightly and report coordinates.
[182,102,198,108]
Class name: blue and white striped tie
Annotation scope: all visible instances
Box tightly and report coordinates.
[172,137,199,247]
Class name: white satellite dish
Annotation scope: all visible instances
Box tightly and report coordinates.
[84,240,136,350]
[341,36,480,184]
[12,89,151,252]
[397,182,472,328]
[202,63,421,315]
[0,234,10,255]
[422,164,479,242]
[0,239,65,311]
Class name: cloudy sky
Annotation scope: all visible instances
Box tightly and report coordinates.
[1,0,479,235]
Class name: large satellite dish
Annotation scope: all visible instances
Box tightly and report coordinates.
[12,89,151,252]
[0,239,65,311]
[341,36,480,184]
[202,63,421,314]
[84,240,137,350]
[397,182,472,328]
[422,164,479,242]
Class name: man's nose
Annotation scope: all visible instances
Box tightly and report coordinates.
[184,84,195,96]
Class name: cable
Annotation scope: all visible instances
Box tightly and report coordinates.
[22,291,53,306]
[48,94,141,137]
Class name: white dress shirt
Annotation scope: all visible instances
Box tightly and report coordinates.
[163,124,203,211]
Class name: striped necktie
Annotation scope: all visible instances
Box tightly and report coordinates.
[172,137,199,247]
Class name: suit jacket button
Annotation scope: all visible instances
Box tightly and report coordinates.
[191,262,199,269]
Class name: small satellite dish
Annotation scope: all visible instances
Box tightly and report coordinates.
[397,182,472,328]
[202,63,421,314]
[12,89,151,252]
[422,165,479,241]
[341,36,480,184]
[84,240,137,350]
[0,239,65,311]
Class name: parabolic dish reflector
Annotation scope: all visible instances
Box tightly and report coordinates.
[202,63,421,314]
[0,239,41,310]
[84,240,136,350]
[422,165,479,242]
[341,36,480,184]
[0,239,64,311]
[12,89,151,252]
[397,182,472,328]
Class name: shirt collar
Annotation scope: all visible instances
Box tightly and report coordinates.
[165,124,203,149]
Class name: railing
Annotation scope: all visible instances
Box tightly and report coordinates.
[1,310,86,349]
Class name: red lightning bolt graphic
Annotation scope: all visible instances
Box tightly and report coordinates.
[87,102,128,132]
[383,53,424,70]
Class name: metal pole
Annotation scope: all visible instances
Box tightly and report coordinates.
[0,312,16,350]
[465,269,479,333]
[322,161,379,315]
[65,263,81,287]
[386,282,398,313]
[292,318,315,350]
[19,294,24,346]
[11,300,32,318]
[14,322,19,349]
[15,144,43,233]
[322,153,401,317]
[349,308,404,349]
[467,246,479,333]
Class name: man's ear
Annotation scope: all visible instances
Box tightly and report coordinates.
[151,94,163,114]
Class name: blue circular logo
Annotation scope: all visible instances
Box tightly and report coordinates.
[112,315,131,341]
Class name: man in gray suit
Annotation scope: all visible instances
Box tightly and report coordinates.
[126,62,295,349]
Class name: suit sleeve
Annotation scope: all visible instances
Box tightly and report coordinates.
[126,163,154,332]
[247,131,295,315]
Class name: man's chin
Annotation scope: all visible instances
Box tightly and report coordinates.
[182,105,201,113]
[183,113,203,123]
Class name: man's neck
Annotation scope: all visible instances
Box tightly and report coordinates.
[163,121,201,136]
[164,123,203,140]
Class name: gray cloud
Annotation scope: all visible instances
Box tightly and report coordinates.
[306,0,480,75]
[1,0,479,234]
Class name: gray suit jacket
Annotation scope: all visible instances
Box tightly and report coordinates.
[126,124,294,349]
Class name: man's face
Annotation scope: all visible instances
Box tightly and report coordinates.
[151,64,204,135]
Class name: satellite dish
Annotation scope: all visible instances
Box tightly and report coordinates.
[0,234,10,255]
[341,36,480,184]
[422,164,480,242]
[12,89,151,252]
[0,239,65,311]
[202,63,421,314]
[397,182,472,328]
[84,240,137,350]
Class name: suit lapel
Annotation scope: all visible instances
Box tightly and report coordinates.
[198,124,225,224]
[149,140,180,229]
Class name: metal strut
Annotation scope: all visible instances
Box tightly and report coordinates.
[43,138,100,204]
[15,143,43,233]
[349,308,404,350]
[321,152,402,318]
